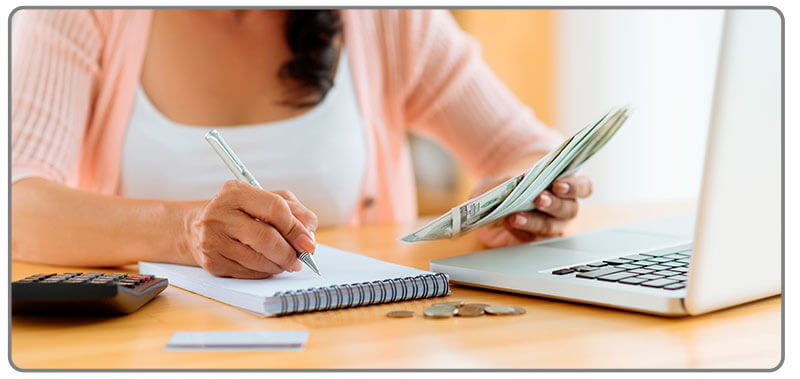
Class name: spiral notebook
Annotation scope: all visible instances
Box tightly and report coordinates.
[139,244,449,316]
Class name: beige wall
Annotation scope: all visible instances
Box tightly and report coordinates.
[452,10,555,126]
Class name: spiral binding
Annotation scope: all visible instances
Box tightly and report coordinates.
[273,273,449,315]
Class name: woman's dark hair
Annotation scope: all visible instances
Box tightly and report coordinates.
[280,10,343,108]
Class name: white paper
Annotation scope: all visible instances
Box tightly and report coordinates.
[140,244,435,315]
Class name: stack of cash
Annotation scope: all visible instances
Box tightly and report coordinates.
[401,106,630,242]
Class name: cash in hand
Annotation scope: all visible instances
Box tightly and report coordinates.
[400,106,631,242]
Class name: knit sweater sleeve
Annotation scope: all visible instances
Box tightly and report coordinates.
[392,10,562,177]
[11,9,103,186]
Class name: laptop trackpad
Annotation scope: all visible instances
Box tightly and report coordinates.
[534,229,687,256]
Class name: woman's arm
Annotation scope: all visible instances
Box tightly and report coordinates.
[12,178,318,278]
[12,178,194,267]
[390,10,591,247]
[394,10,563,179]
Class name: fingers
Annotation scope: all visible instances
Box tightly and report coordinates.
[222,181,316,254]
[274,190,319,232]
[477,223,524,248]
[506,211,568,238]
[551,176,593,199]
[227,212,303,272]
[218,234,293,274]
[204,253,276,279]
[534,190,579,220]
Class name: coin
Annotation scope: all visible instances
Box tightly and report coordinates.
[463,303,490,309]
[423,306,456,318]
[455,304,485,317]
[484,306,526,315]
[435,301,465,307]
[430,305,458,314]
[386,310,414,318]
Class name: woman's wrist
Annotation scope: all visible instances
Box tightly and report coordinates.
[155,199,205,266]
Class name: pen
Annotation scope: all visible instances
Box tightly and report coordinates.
[204,129,322,276]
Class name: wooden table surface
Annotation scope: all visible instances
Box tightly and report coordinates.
[10,201,782,369]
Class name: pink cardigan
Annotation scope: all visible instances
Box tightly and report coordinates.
[11,9,561,225]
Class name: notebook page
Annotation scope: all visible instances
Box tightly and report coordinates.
[140,244,432,302]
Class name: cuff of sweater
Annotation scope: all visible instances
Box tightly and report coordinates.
[12,161,64,185]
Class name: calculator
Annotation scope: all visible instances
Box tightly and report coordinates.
[12,272,168,314]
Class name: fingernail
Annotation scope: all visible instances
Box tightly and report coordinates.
[295,234,316,254]
[538,194,552,208]
[555,182,570,195]
[292,260,303,272]
[309,230,315,244]
[513,214,527,227]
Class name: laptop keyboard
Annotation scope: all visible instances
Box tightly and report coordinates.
[551,248,691,290]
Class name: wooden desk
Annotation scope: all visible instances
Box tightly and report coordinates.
[10,202,781,369]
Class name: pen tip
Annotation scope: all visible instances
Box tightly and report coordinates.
[299,252,321,276]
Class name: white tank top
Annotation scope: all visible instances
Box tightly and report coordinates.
[120,51,366,228]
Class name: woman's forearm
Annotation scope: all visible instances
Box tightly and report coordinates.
[11,177,201,267]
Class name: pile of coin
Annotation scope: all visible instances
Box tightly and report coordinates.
[386,301,525,319]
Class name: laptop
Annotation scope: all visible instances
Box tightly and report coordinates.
[430,10,782,316]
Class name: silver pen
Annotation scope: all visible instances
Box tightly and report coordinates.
[205,129,321,276]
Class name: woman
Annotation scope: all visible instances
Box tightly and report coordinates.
[11,9,592,278]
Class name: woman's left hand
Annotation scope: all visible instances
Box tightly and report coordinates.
[476,175,593,248]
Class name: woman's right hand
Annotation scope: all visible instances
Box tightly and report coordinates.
[184,180,319,278]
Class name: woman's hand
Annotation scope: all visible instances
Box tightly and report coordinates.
[184,180,319,278]
[475,176,592,248]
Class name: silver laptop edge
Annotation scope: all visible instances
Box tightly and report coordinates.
[430,10,782,317]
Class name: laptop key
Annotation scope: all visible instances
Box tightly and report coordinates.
[597,271,639,282]
[662,254,686,259]
[552,268,575,275]
[670,275,688,281]
[672,266,690,273]
[587,262,608,267]
[663,283,686,290]
[575,266,596,272]
[630,260,654,267]
[635,274,662,280]
[618,277,650,285]
[644,264,671,271]
[628,268,654,275]
[576,267,625,279]
[641,278,680,288]
[652,270,681,277]
[676,258,691,264]
[641,251,676,257]
[661,261,685,267]
[603,259,628,265]
[616,264,639,270]
[645,257,673,263]
[621,254,651,261]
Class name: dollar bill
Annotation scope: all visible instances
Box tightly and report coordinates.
[400,106,630,242]
[399,173,523,242]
